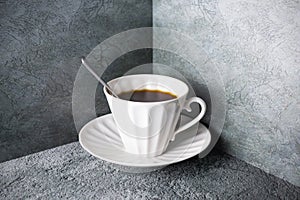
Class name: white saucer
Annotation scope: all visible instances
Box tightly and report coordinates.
[79,114,211,167]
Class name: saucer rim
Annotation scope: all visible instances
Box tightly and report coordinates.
[79,114,211,167]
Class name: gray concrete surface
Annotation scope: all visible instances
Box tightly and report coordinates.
[1,142,299,199]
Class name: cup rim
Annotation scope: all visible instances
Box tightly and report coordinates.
[103,74,189,104]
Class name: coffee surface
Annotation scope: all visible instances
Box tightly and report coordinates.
[119,89,177,102]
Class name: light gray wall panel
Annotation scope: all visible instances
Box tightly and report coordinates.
[153,0,300,186]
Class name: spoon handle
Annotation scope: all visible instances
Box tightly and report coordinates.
[81,57,119,98]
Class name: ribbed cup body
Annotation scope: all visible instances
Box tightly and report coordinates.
[104,74,188,157]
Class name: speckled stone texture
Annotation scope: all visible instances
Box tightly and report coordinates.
[2,0,299,194]
[1,142,299,199]
[153,0,300,186]
[0,0,152,162]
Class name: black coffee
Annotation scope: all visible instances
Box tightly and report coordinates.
[119,89,177,102]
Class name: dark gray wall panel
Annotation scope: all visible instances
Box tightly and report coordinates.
[0,0,152,162]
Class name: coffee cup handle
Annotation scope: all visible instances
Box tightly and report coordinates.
[171,97,206,141]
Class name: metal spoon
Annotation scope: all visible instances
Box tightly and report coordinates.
[81,57,119,98]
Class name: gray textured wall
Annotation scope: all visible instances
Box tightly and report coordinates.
[1,0,299,188]
[0,0,152,162]
[153,0,300,186]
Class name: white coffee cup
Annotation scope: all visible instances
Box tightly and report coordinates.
[104,74,206,157]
